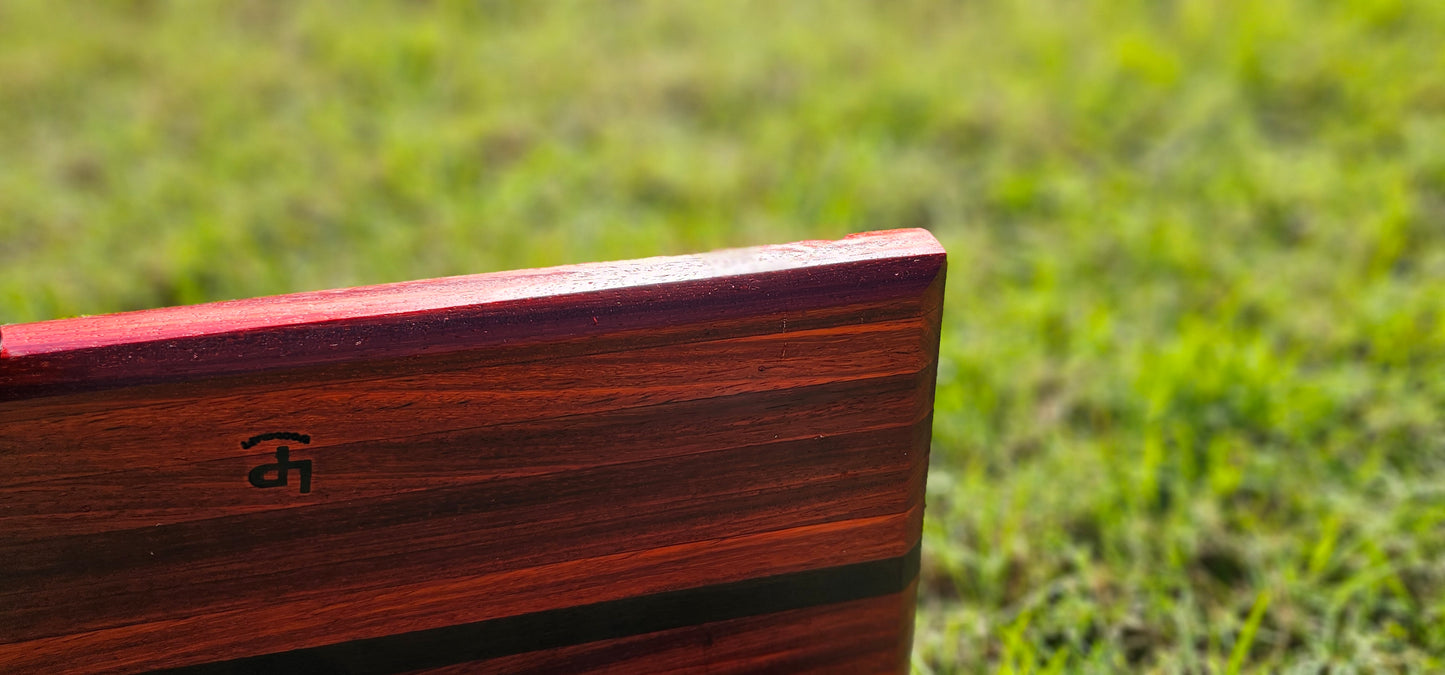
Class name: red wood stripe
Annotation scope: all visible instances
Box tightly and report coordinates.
[0,372,932,540]
[1,315,933,487]
[0,230,945,399]
[2,419,929,608]
[0,508,923,673]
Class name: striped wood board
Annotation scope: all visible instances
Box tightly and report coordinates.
[0,229,946,673]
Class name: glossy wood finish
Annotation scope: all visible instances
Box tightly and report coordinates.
[0,229,945,674]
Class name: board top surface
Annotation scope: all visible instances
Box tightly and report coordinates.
[0,228,943,353]
[0,228,944,400]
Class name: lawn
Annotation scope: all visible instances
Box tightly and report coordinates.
[3,1,1443,671]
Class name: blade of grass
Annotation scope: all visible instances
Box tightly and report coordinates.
[1226,590,1271,675]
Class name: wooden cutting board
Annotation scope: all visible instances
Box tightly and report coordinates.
[0,229,945,674]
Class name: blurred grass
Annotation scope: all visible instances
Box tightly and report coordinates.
[3,0,1445,671]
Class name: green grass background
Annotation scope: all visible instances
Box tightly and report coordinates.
[3,1,1443,671]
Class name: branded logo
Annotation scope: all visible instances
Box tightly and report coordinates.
[244,432,313,494]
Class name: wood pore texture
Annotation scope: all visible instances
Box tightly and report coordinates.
[0,229,946,674]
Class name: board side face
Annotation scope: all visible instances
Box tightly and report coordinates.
[0,229,945,674]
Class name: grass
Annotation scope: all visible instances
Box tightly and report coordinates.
[3,1,1444,671]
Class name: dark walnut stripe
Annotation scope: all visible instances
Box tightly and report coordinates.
[450,583,919,675]
[151,544,922,675]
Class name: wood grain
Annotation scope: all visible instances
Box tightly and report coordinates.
[409,581,921,675]
[0,229,945,674]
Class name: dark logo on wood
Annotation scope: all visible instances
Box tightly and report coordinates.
[244,432,313,494]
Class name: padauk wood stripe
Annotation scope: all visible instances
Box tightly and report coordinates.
[1,422,929,646]
[2,417,927,596]
[1,317,930,487]
[0,287,929,402]
[0,507,923,673]
[150,546,920,675]
[0,372,932,540]
[0,231,944,399]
